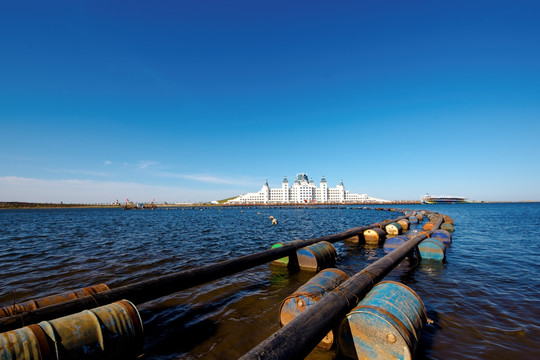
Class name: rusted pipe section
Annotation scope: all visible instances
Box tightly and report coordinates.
[0,214,408,333]
[240,215,443,360]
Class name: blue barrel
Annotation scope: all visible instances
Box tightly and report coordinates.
[296,241,337,271]
[385,222,403,235]
[280,268,349,349]
[408,215,419,224]
[441,223,455,232]
[431,229,452,245]
[383,235,408,253]
[418,238,446,261]
[338,281,426,360]
[0,300,143,360]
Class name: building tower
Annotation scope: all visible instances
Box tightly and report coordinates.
[320,176,328,203]
[262,179,270,204]
[282,176,289,203]
[337,179,345,202]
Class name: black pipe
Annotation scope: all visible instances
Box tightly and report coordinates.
[240,214,443,359]
[0,215,407,332]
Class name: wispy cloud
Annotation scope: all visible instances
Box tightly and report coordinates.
[46,168,110,177]
[0,176,235,203]
[136,160,160,170]
[156,172,259,186]
[104,160,113,166]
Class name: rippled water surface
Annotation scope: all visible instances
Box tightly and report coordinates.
[1,204,539,359]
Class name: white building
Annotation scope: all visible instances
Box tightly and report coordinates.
[227,173,387,204]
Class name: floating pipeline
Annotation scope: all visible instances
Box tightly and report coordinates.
[0,284,110,319]
[0,300,143,360]
[0,213,409,333]
[338,281,427,360]
[240,214,443,360]
[279,268,350,350]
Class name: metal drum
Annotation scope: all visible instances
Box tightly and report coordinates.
[383,235,408,253]
[397,219,410,231]
[431,229,452,245]
[338,281,426,360]
[415,213,424,221]
[0,284,110,318]
[280,268,349,349]
[441,223,455,232]
[408,216,419,224]
[363,228,386,245]
[418,238,446,261]
[385,222,403,235]
[296,241,337,271]
[0,300,143,360]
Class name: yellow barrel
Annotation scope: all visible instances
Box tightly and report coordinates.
[363,228,386,245]
[415,213,424,221]
[385,222,402,235]
[0,284,110,318]
[397,219,410,230]
[0,300,143,360]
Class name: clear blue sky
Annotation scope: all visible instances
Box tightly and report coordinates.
[1,0,539,203]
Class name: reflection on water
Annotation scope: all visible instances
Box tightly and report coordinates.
[1,204,539,359]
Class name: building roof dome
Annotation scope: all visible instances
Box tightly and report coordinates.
[282,176,288,183]
[320,176,327,183]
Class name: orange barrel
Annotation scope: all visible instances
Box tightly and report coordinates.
[280,268,350,349]
[408,215,419,224]
[338,281,426,360]
[296,241,337,271]
[0,284,110,318]
[363,228,386,245]
[0,300,143,360]
[431,229,452,245]
[383,235,409,253]
[441,223,455,232]
[385,222,402,235]
[442,215,454,224]
[422,221,435,231]
[415,213,424,221]
[397,219,410,230]
[418,238,446,261]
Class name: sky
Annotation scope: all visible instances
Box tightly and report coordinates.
[1,0,539,203]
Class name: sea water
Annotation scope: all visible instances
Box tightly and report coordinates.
[1,203,539,359]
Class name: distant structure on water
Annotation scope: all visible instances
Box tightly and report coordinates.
[421,194,468,204]
[226,173,388,204]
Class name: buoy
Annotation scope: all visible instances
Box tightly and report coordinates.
[269,216,274,220]
[280,268,350,350]
[0,300,143,360]
[272,218,278,225]
[338,281,426,360]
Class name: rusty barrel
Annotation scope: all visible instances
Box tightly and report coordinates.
[396,219,409,231]
[442,215,453,224]
[363,228,386,245]
[0,284,110,318]
[440,222,454,232]
[415,213,424,221]
[338,281,426,360]
[431,229,452,245]
[296,241,337,271]
[422,221,436,231]
[280,268,350,349]
[0,300,143,360]
[385,222,402,236]
[418,238,446,261]
[383,235,409,254]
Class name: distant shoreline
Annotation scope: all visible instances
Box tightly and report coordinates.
[1,200,537,210]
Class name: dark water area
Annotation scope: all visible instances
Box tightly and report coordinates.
[1,203,539,359]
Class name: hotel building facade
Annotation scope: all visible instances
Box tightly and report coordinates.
[227,173,386,204]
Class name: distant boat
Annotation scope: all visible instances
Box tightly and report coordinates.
[422,194,468,204]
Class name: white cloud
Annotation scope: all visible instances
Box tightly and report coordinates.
[0,176,234,203]
[104,160,112,166]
